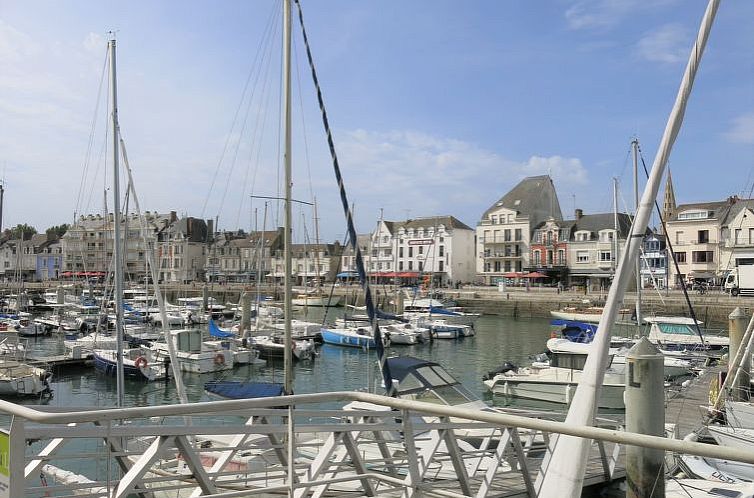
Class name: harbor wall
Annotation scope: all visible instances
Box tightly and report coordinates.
[9,282,749,327]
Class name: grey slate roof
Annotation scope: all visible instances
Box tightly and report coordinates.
[670,200,732,222]
[482,175,563,227]
[571,213,634,238]
[393,216,473,232]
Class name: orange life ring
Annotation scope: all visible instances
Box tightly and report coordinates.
[214,353,225,365]
[134,356,148,369]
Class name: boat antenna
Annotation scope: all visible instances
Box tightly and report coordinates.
[293,0,394,395]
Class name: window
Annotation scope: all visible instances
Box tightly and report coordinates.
[698,230,709,243]
[408,247,413,257]
[576,251,589,263]
[418,262,423,271]
[491,215,497,224]
[504,261,511,272]
[439,246,445,257]
[408,261,413,270]
[438,261,444,272]
[418,246,424,255]
[735,229,743,245]
[750,228,754,245]
[533,250,541,266]
[692,251,714,263]
[546,250,553,265]
[505,229,512,242]
[600,250,612,262]
[484,262,491,272]
[675,252,687,263]
[675,231,683,244]
[398,261,403,270]
[399,247,403,258]
[546,231,552,245]
[558,250,565,266]
[494,261,501,272]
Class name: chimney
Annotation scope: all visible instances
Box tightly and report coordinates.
[575,208,583,220]
[170,210,177,222]
[207,219,214,242]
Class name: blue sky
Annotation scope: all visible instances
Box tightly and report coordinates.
[0,0,751,242]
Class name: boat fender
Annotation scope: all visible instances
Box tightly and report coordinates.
[214,353,225,365]
[134,357,148,369]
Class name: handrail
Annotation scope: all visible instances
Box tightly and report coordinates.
[3,391,753,465]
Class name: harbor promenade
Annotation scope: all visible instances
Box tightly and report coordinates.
[6,280,745,325]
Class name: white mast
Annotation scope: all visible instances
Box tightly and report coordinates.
[282,0,293,396]
[536,1,719,496]
[109,37,126,407]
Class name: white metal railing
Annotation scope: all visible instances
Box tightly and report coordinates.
[4,391,754,497]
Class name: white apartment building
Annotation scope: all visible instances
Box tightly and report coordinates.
[665,200,732,286]
[720,199,754,272]
[566,212,632,291]
[364,216,476,286]
[476,175,562,285]
[156,217,209,283]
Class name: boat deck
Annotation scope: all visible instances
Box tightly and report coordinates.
[665,363,724,437]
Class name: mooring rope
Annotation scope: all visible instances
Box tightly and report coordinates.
[293,0,394,395]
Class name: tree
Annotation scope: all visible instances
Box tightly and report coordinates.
[4,224,37,240]
[46,224,69,238]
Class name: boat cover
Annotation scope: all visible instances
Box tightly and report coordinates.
[204,381,284,399]
[209,319,235,338]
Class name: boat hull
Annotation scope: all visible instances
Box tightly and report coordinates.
[321,328,376,349]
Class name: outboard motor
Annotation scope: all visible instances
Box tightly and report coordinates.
[482,361,517,381]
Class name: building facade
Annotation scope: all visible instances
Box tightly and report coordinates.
[476,175,562,284]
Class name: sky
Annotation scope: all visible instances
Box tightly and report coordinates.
[0,0,752,243]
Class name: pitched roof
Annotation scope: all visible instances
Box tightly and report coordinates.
[670,200,732,222]
[393,215,473,232]
[571,212,633,238]
[482,175,563,226]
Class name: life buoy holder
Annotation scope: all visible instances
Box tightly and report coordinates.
[134,356,148,369]
[214,353,226,365]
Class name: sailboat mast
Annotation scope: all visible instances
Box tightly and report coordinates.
[632,138,643,327]
[109,37,126,407]
[282,0,293,396]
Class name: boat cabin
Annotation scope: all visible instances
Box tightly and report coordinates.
[386,356,483,408]
[173,329,204,353]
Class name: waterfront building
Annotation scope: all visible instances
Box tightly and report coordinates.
[271,242,343,285]
[364,216,475,286]
[156,217,209,283]
[205,230,246,283]
[565,210,632,291]
[0,233,58,282]
[61,211,176,282]
[640,232,668,289]
[35,237,63,281]
[715,198,754,280]
[529,217,574,283]
[476,175,562,285]
[665,199,734,286]
[338,234,370,279]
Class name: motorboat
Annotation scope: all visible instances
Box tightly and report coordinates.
[549,304,634,323]
[249,334,315,361]
[148,329,234,373]
[645,316,728,350]
[93,347,166,381]
[483,350,626,410]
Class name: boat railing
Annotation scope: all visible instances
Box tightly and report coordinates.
[3,392,754,497]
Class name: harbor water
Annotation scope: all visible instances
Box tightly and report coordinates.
[21,312,554,410]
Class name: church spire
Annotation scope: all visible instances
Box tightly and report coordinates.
[660,168,677,235]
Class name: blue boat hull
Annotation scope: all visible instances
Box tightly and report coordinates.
[321,329,376,349]
[93,354,150,381]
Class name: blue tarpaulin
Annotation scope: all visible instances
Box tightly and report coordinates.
[208,319,235,338]
[205,381,284,399]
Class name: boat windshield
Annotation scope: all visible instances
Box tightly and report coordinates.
[657,323,696,336]
[413,384,476,406]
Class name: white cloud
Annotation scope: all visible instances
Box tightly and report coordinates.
[565,0,678,31]
[0,19,40,62]
[725,113,754,144]
[635,24,689,64]
[333,129,588,227]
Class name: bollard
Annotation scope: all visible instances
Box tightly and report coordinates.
[728,307,750,401]
[394,290,404,314]
[202,284,209,313]
[241,291,252,335]
[625,337,665,498]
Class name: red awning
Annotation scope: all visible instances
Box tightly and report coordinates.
[397,272,419,278]
[523,271,547,278]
